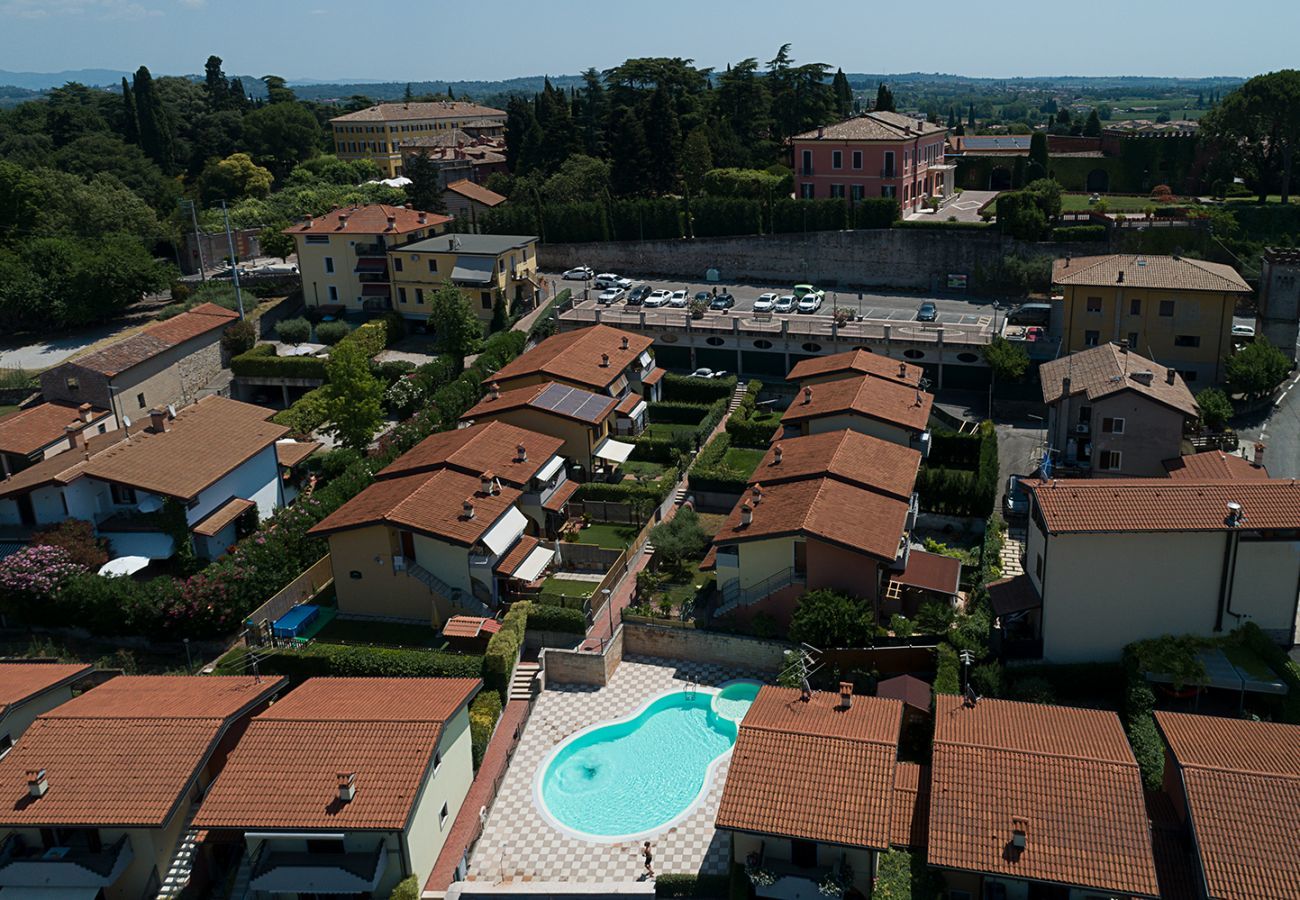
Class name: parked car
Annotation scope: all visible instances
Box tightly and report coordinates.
[626,284,651,306]
[668,290,688,308]
[710,292,735,310]
[1232,323,1256,338]
[773,294,796,313]
[690,368,727,379]
[1007,302,1052,327]
[563,266,594,280]
[793,284,824,303]
[1004,475,1030,519]
[753,293,777,312]
[645,289,672,308]
[694,291,712,303]
[595,273,632,289]
[250,262,298,276]
[797,293,823,313]
[1025,326,1045,342]
[916,301,939,322]
[597,287,625,305]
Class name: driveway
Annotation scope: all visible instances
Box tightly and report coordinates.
[906,190,999,223]
[0,321,136,371]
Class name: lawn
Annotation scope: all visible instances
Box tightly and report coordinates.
[540,577,598,600]
[694,512,728,537]
[313,616,447,649]
[621,460,667,479]
[572,522,640,550]
[722,446,765,477]
[0,404,20,419]
[642,422,698,441]
[1060,193,1203,213]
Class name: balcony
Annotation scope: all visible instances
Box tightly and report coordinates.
[250,840,387,895]
[0,833,133,888]
[354,244,386,258]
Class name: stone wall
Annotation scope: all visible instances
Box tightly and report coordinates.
[543,625,623,686]
[622,621,789,671]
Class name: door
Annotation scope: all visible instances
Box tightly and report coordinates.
[793,541,808,575]
[399,530,415,562]
[790,838,817,869]
[16,494,35,527]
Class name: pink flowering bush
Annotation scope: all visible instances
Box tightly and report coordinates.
[0,545,87,606]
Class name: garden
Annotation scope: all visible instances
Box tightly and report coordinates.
[626,508,723,623]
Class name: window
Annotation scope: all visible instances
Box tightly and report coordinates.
[328,285,338,302]
[393,257,403,272]
[882,185,896,198]
[433,748,443,773]
[800,183,815,199]
[883,151,895,176]
[415,288,425,305]
[0,733,11,759]
[481,292,492,309]
[65,377,79,391]
[1127,332,1139,349]
[1098,450,1123,471]
[1129,298,1141,315]
[398,287,407,304]
[801,149,812,175]
[1078,405,1091,424]
[110,483,137,505]
[716,545,739,566]
[428,258,438,273]
[852,150,863,169]
[1174,335,1201,348]
[1180,369,1198,383]
[850,185,864,201]
[1101,416,1125,434]
[1084,330,1100,347]
[1086,296,1103,313]
[304,235,329,245]
[830,184,845,198]
[439,802,450,828]
[324,256,334,274]
[1159,299,1175,317]
[832,150,842,169]
[1035,554,1043,580]
[97,424,106,434]
[136,392,146,409]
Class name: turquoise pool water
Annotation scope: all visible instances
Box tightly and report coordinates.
[536,682,760,840]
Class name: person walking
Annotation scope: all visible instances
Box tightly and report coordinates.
[642,841,655,879]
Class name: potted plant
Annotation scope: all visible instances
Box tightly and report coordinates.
[746,864,777,888]
[818,862,852,897]
[689,297,708,319]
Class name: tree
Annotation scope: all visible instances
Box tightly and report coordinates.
[221,318,257,356]
[1200,70,1300,203]
[489,292,508,333]
[540,154,611,204]
[1027,131,1049,181]
[321,340,384,450]
[199,152,273,203]
[982,336,1030,381]
[203,55,229,109]
[132,66,174,173]
[831,68,853,119]
[403,82,413,103]
[1083,108,1102,137]
[260,75,297,105]
[1224,338,1292,400]
[1195,387,1234,430]
[875,82,896,113]
[647,507,709,575]
[680,126,713,199]
[644,85,681,194]
[402,151,447,214]
[789,589,873,647]
[242,102,321,178]
[996,178,1060,241]
[427,285,482,362]
[968,101,977,130]
[119,77,139,145]
[576,68,609,158]
[608,106,650,196]
[260,225,295,261]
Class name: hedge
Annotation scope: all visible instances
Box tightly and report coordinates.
[271,386,329,435]
[469,689,503,767]
[484,601,530,701]
[574,468,678,506]
[219,643,483,681]
[1051,224,1108,241]
[388,875,420,900]
[927,431,981,468]
[723,380,778,449]
[647,401,713,425]
[934,643,960,695]
[688,433,759,495]
[662,372,737,404]
[916,466,980,516]
[655,874,731,898]
[629,434,682,464]
[527,604,588,634]
[975,420,999,517]
[697,397,729,440]
[1121,644,1166,790]
[1239,621,1300,723]
[231,345,327,380]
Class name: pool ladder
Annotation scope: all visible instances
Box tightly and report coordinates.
[685,680,697,701]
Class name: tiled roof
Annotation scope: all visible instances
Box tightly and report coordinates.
[1155,712,1300,900]
[80,397,287,501]
[891,762,929,848]
[493,534,538,576]
[877,675,932,713]
[0,676,283,827]
[462,382,617,426]
[1052,255,1250,293]
[0,427,130,498]
[794,111,946,141]
[1039,343,1198,417]
[616,392,643,416]
[715,687,902,849]
[285,204,450,235]
[1163,451,1268,480]
[541,478,578,512]
[275,439,321,469]
[986,574,1041,616]
[781,374,933,434]
[191,497,255,538]
[309,468,521,546]
[1145,791,1199,900]
[0,402,111,456]
[65,304,238,377]
[713,476,909,562]
[0,662,92,712]
[442,616,500,639]
[929,696,1159,897]
[330,101,505,123]
[377,420,564,489]
[445,179,506,207]
[1028,478,1300,533]
[753,430,920,502]
[491,325,653,393]
[194,678,480,831]
[787,349,923,386]
[890,549,961,595]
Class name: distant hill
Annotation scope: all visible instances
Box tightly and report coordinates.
[0,68,135,90]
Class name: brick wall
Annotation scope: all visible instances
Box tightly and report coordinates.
[622,621,788,671]
[544,626,624,685]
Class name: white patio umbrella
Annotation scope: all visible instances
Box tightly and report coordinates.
[98,556,152,578]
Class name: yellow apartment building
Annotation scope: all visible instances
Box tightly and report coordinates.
[285,204,449,313]
[1053,254,1251,385]
[330,102,507,177]
[388,233,540,324]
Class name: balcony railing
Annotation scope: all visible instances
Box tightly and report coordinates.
[250,840,386,895]
[715,566,807,617]
[0,833,133,888]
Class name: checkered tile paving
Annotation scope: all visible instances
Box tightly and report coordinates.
[467,656,766,884]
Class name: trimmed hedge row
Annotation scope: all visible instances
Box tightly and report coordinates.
[469,689,503,767]
[723,379,777,449]
[928,431,982,469]
[917,421,998,518]
[484,601,530,702]
[1051,224,1107,242]
[934,643,960,695]
[662,372,737,404]
[220,643,483,680]
[574,467,679,506]
[1121,643,1166,790]
[688,433,756,495]
[526,604,588,634]
[655,874,731,898]
[231,344,327,380]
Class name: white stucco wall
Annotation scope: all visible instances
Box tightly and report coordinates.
[404,706,475,886]
[804,413,912,448]
[183,444,282,524]
[734,537,796,591]
[414,533,472,595]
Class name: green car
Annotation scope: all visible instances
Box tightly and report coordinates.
[793,283,825,301]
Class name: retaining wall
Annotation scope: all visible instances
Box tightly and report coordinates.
[621,621,789,671]
[543,625,624,686]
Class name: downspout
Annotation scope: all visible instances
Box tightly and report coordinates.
[1215,529,1242,632]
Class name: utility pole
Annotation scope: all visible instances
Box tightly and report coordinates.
[179,199,207,283]
[219,200,246,320]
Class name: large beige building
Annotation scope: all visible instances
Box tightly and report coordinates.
[330,102,507,178]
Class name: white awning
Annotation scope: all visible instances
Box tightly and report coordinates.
[450,256,496,285]
[98,555,152,577]
[638,350,653,369]
[536,454,565,482]
[593,437,635,464]
[512,545,555,583]
[481,506,527,556]
[622,400,648,420]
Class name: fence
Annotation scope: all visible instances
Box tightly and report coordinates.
[244,556,333,631]
[570,499,638,524]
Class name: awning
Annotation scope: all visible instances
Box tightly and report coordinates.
[542,479,578,513]
[536,454,565,483]
[891,550,961,595]
[987,574,1041,617]
[593,437,635,464]
[98,555,151,577]
[641,367,666,386]
[481,506,527,556]
[450,256,496,285]
[618,398,648,420]
[276,439,321,468]
[191,497,255,538]
[512,545,555,583]
[354,257,387,273]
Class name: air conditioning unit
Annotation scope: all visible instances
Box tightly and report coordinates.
[1075,424,1089,434]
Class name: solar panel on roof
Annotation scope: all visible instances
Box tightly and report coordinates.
[533,383,608,423]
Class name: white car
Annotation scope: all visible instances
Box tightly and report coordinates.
[597,287,625,305]
[797,293,823,313]
[773,295,796,313]
[563,266,594,280]
[1232,323,1256,338]
[668,290,688,308]
[645,289,672,308]
[594,273,625,288]
[690,368,727,379]
[753,293,777,312]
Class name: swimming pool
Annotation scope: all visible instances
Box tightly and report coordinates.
[535,680,762,842]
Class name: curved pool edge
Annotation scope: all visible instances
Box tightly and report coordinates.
[712,678,764,721]
[532,686,732,845]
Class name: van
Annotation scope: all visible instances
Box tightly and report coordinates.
[1007,302,1052,327]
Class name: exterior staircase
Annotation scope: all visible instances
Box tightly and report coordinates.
[713,567,807,618]
[509,661,541,702]
[156,809,200,898]
[407,561,491,616]
[728,385,747,413]
[225,849,255,900]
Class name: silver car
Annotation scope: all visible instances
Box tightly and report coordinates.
[597,287,625,305]
[773,294,796,313]
[668,290,688,308]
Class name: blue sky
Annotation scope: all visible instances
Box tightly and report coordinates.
[0,0,1295,82]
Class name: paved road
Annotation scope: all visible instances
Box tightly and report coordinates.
[0,321,137,372]
[1237,367,1300,479]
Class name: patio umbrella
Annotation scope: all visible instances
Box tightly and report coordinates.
[98,556,152,578]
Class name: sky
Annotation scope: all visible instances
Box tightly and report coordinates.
[0,0,1296,82]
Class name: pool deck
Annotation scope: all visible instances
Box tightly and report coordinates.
[465,656,767,885]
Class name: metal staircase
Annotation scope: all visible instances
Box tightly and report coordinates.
[156,808,200,898]
[407,561,491,616]
[714,566,807,617]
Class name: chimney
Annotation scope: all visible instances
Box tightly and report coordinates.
[516,442,527,462]
[1166,367,1176,385]
[1119,341,1128,354]
[418,212,428,225]
[621,335,629,350]
[1011,818,1028,851]
[817,125,825,138]
[1061,375,1071,397]
[386,214,397,231]
[803,386,813,405]
[337,213,349,229]
[337,771,356,803]
[1131,370,1154,386]
[78,402,93,423]
[490,381,500,400]
[839,682,853,709]
[750,483,763,506]
[600,353,610,368]
[305,216,314,229]
[65,424,83,451]
[1117,270,1124,284]
[1254,442,1265,468]
[1226,500,1245,526]
[898,362,907,378]
[149,408,169,433]
[448,237,455,250]
[480,471,495,495]
[462,498,475,519]
[739,503,753,527]
[26,769,47,798]
[772,444,783,465]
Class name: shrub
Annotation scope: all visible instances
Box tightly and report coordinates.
[0,545,87,611]
[648,507,710,575]
[575,469,678,507]
[1196,387,1235,430]
[1050,224,1107,241]
[221,642,482,680]
[662,372,737,403]
[221,318,257,356]
[889,614,914,638]
[484,602,530,701]
[914,601,955,634]
[971,661,1003,697]
[873,848,944,900]
[788,590,875,648]
[272,387,330,435]
[934,643,960,695]
[315,320,352,345]
[389,875,421,900]
[469,689,503,767]
[656,874,731,898]
[379,310,408,346]
[1006,675,1057,704]
[527,604,587,634]
[916,466,980,516]
[276,317,312,344]
[31,519,110,570]
[1121,643,1166,789]
[647,401,712,425]
[231,346,327,380]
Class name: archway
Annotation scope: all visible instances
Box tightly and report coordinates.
[989,167,1013,190]
[1086,168,1110,193]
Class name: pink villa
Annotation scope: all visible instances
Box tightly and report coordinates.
[791,111,952,215]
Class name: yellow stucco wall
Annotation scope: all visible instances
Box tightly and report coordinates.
[465,407,605,473]
[389,242,538,323]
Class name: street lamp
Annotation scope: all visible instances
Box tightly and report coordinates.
[603,588,614,637]
[212,200,246,320]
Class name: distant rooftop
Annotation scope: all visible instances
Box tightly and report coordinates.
[330,101,505,123]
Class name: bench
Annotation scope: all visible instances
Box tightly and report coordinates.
[751,309,774,323]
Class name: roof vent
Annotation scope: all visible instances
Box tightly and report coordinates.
[600,353,610,368]
[26,769,47,799]
[463,498,475,519]
[739,502,753,527]
[1226,501,1245,527]
[337,771,356,803]
[839,682,853,709]
[516,443,527,462]
[772,444,783,465]
[490,382,500,400]
[1116,270,1124,283]
[621,335,629,350]
[803,386,813,405]
[1131,370,1154,386]
[750,483,763,506]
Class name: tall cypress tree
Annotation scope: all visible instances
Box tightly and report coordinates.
[831,68,852,119]
[609,106,650,196]
[229,76,249,110]
[204,55,229,109]
[874,82,895,113]
[968,102,976,129]
[643,85,681,194]
[133,66,174,173]
[120,77,139,144]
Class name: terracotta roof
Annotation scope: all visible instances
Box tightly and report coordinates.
[1028,478,1300,533]
[891,762,930,848]
[929,696,1159,897]
[0,427,131,498]
[191,497,255,538]
[64,304,238,377]
[445,178,506,207]
[794,111,946,141]
[80,397,287,501]
[377,420,564,489]
[890,549,961,595]
[194,678,480,831]
[877,675,932,713]
[713,476,909,562]
[715,686,902,849]
[330,101,505,123]
[491,325,653,393]
[1052,254,1249,293]
[0,402,111,456]
[0,663,93,713]
[493,534,538,576]
[641,367,665,386]
[309,468,521,547]
[1163,451,1268,480]
[1155,712,1300,900]
[275,440,321,468]
[462,382,617,426]
[286,204,450,236]
[787,349,923,386]
[396,128,501,149]
[442,616,500,639]
[0,676,283,827]
[986,574,1042,616]
[1039,343,1198,417]
[753,430,920,501]
[781,374,933,434]
[541,478,578,512]
[616,392,643,416]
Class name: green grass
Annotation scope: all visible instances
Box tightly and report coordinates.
[695,513,728,537]
[314,616,447,649]
[642,423,697,440]
[540,577,598,599]
[1060,193,1201,213]
[721,447,765,477]
[0,404,19,418]
[573,522,640,550]
[621,460,667,478]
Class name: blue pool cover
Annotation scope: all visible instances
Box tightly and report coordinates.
[272,605,319,639]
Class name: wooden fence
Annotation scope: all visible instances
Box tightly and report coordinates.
[244,556,333,631]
